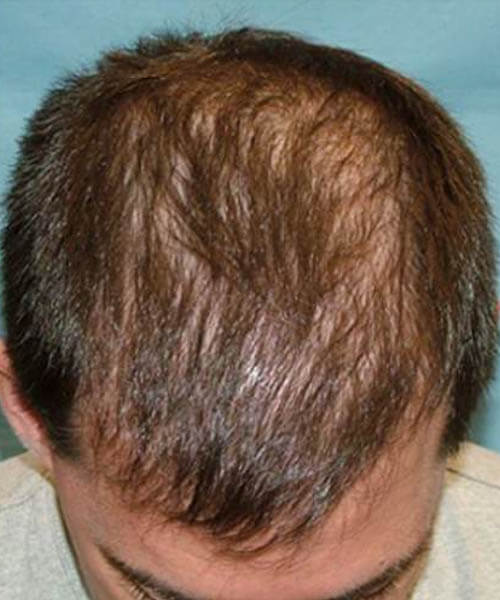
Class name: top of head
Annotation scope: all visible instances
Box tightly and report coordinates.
[3,27,497,553]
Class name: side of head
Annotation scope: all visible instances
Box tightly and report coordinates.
[1,28,497,554]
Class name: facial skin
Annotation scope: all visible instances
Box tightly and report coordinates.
[48,411,447,600]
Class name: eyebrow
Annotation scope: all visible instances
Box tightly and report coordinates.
[99,530,432,600]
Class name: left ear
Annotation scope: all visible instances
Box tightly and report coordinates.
[0,340,54,470]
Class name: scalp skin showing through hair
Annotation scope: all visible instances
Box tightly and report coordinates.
[3,29,497,554]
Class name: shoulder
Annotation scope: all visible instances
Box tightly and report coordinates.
[446,441,500,491]
[0,452,53,556]
[440,441,500,538]
[0,453,90,599]
[442,441,500,516]
[413,442,500,598]
[0,451,51,510]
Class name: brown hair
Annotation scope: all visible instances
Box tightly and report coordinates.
[3,28,497,552]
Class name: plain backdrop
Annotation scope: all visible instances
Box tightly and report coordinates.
[1,0,499,457]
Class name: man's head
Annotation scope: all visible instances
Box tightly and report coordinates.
[1,27,497,599]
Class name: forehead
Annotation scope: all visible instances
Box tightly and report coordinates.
[53,412,446,600]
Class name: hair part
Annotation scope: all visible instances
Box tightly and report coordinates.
[3,27,497,553]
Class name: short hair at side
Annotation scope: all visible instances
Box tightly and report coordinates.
[3,27,497,553]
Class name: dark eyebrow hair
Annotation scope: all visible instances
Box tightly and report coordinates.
[98,529,432,600]
[100,543,193,600]
[332,532,432,599]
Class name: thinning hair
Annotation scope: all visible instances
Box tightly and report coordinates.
[3,28,497,553]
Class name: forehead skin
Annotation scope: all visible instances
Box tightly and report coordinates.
[52,411,447,600]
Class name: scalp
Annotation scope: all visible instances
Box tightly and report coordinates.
[3,28,497,553]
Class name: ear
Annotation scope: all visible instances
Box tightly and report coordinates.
[0,340,53,470]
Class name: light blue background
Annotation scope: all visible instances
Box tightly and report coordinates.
[1,1,499,457]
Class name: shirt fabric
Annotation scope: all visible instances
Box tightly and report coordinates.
[0,442,499,599]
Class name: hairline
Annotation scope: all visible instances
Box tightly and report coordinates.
[97,524,433,600]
